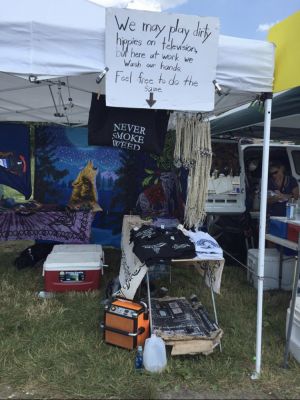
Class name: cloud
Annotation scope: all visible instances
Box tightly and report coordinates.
[89,0,187,11]
[89,0,129,7]
[127,0,163,11]
[257,20,279,32]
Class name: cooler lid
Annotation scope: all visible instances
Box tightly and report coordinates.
[52,244,103,254]
[44,252,102,270]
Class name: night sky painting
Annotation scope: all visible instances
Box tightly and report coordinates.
[34,125,184,247]
[34,125,124,247]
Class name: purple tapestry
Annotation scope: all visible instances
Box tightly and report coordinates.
[0,209,94,243]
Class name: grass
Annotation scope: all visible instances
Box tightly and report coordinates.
[0,242,300,399]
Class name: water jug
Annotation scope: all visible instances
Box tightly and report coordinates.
[143,334,167,373]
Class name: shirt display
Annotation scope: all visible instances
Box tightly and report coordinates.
[131,225,196,266]
[179,226,223,260]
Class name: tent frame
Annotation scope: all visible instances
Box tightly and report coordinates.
[252,93,273,378]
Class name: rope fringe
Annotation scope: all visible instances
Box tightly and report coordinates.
[174,114,212,229]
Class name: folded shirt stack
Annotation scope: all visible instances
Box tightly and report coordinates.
[179,227,223,260]
[130,225,196,266]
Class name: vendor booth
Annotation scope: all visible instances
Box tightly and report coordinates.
[0,0,277,376]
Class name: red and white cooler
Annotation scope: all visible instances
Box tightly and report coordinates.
[43,244,104,292]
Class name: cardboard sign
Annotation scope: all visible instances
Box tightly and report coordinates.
[105,8,219,111]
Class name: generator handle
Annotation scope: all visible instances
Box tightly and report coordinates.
[140,301,148,310]
[100,323,145,337]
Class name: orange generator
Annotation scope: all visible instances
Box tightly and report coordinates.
[102,298,150,350]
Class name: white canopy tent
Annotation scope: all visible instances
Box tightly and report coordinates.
[0,0,275,377]
[0,0,274,124]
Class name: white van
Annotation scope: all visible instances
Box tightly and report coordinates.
[206,138,300,215]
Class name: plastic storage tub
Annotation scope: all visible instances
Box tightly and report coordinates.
[269,217,288,239]
[287,221,300,243]
[281,257,296,291]
[286,298,300,363]
[43,249,103,292]
[247,248,280,290]
[247,248,296,290]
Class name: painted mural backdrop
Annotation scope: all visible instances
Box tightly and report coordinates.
[34,125,184,247]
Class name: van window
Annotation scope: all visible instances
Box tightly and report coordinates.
[291,151,300,175]
[211,141,240,176]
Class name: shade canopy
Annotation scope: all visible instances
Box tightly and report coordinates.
[0,0,274,125]
[211,86,300,139]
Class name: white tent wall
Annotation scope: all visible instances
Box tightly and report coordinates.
[0,35,274,124]
[0,0,275,377]
[0,0,274,123]
[0,0,106,76]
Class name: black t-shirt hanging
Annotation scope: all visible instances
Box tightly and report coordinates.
[88,94,169,155]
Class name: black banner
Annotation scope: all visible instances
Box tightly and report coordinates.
[88,94,169,155]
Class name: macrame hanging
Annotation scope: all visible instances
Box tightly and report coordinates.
[174,113,212,229]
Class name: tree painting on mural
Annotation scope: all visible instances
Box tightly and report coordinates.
[111,130,184,219]
[34,127,68,203]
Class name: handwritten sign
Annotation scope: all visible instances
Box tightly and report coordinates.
[105,8,220,111]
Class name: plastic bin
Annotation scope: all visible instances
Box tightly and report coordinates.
[286,298,300,363]
[282,257,297,291]
[247,248,280,290]
[269,217,288,239]
[247,248,296,290]
[287,221,300,243]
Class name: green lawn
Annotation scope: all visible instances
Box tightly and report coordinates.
[0,242,299,399]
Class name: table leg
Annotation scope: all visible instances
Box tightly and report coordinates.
[146,271,153,334]
[279,246,283,290]
[283,236,300,368]
[208,269,222,352]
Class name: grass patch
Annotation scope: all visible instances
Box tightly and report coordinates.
[0,243,300,399]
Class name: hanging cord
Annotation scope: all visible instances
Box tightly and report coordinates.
[174,113,184,168]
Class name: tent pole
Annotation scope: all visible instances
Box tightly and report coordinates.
[252,93,273,379]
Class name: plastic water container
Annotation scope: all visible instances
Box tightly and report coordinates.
[143,334,167,373]
[286,298,300,363]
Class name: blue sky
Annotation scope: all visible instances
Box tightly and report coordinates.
[172,0,300,40]
[95,0,300,40]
